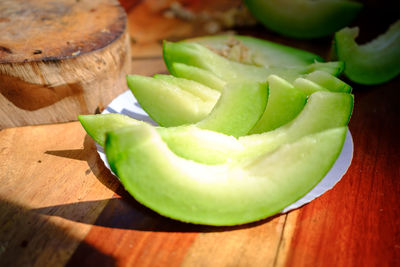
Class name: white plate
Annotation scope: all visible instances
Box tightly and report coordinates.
[97,90,353,214]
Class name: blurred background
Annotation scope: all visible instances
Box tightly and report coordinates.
[121,0,399,58]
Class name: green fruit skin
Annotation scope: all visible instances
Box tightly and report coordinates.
[304,61,344,77]
[294,71,352,96]
[305,71,352,93]
[186,34,324,68]
[129,66,347,134]
[171,63,226,91]
[79,91,353,165]
[163,41,345,85]
[78,113,142,147]
[249,75,307,133]
[127,68,325,136]
[126,75,217,127]
[196,81,268,137]
[128,73,268,137]
[293,78,329,96]
[244,0,362,39]
[334,20,400,85]
[239,91,353,160]
[164,41,276,82]
[153,74,220,101]
[105,125,347,226]
[79,113,243,164]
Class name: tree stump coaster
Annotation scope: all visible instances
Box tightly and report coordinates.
[0,0,130,128]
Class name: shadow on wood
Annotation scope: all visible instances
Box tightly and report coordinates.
[0,199,116,266]
[32,186,282,233]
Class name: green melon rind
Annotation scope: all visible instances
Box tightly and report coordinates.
[163,41,345,86]
[239,91,353,160]
[79,91,353,165]
[334,20,400,85]
[105,125,347,226]
[249,75,307,133]
[196,81,268,137]
[185,34,324,67]
[126,74,216,127]
[128,74,268,137]
[153,74,220,101]
[78,113,142,146]
[78,112,244,164]
[303,61,344,77]
[305,71,352,93]
[294,78,328,96]
[171,63,226,91]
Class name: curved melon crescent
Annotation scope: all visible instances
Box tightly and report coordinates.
[105,126,347,226]
[334,20,400,85]
[79,91,353,165]
[185,34,324,68]
[163,41,344,84]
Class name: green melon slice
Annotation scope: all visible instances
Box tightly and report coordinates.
[126,75,218,127]
[105,125,347,226]
[127,77,268,136]
[249,75,307,133]
[163,41,344,84]
[79,91,353,165]
[334,20,400,85]
[185,34,323,68]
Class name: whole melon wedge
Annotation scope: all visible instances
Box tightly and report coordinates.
[334,20,400,85]
[105,125,347,226]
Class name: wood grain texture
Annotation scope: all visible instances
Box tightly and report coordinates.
[131,57,167,76]
[128,0,251,58]
[0,0,131,128]
[68,186,288,266]
[180,215,287,267]
[67,189,199,266]
[0,0,125,63]
[0,122,120,266]
[283,79,400,267]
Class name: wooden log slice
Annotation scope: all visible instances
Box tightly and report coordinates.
[0,0,131,128]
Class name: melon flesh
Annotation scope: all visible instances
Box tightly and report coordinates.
[334,21,400,85]
[105,125,347,226]
[79,91,353,165]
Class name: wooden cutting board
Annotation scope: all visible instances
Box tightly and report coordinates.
[0,0,130,128]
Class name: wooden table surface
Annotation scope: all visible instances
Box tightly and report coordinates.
[1,1,399,266]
